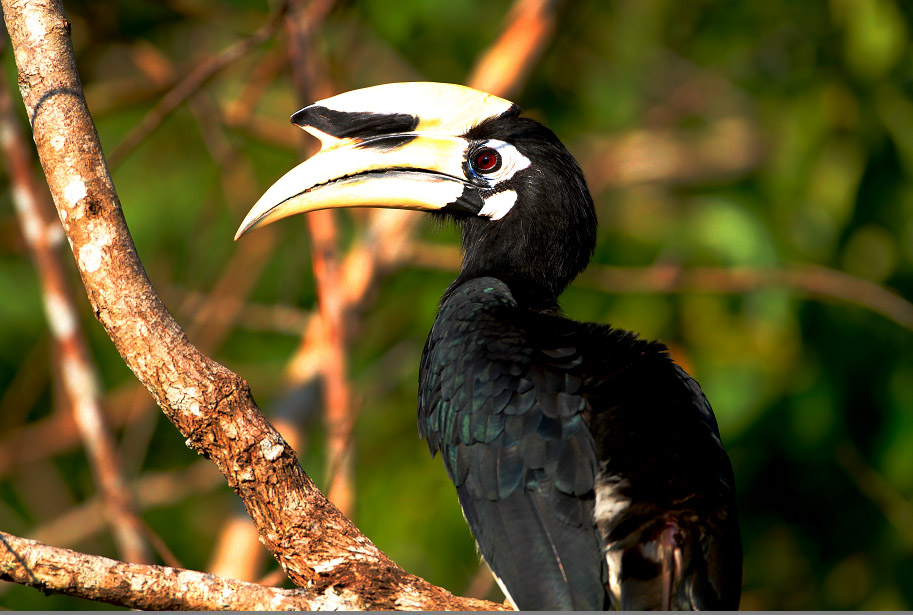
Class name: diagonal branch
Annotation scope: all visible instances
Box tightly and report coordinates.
[1,0,501,610]
[106,2,290,168]
[466,0,562,98]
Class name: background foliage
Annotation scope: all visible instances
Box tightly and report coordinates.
[2,0,913,609]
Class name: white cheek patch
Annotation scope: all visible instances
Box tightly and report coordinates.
[478,189,517,220]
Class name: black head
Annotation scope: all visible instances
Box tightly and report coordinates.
[448,116,597,310]
[236,82,597,310]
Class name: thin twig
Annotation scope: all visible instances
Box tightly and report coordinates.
[173,288,312,335]
[582,263,913,332]
[402,241,913,331]
[223,46,289,126]
[285,0,355,516]
[107,1,290,168]
[30,461,220,556]
[206,510,268,582]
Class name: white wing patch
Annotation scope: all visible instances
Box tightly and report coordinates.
[594,474,631,605]
[594,480,631,522]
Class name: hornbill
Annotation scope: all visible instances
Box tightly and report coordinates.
[235,82,741,611]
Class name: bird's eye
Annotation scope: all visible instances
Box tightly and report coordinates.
[472,147,502,174]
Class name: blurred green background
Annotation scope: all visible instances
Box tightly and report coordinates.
[2,0,913,609]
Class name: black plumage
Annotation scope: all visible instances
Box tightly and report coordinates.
[419,275,739,610]
[419,116,740,610]
[237,82,741,611]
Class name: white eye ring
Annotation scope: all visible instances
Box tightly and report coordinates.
[468,139,531,186]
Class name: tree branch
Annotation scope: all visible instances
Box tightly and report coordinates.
[285,0,357,518]
[1,0,502,609]
[0,530,358,610]
[106,2,290,168]
[406,242,913,332]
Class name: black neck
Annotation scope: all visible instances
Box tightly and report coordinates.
[445,270,562,312]
[443,116,598,312]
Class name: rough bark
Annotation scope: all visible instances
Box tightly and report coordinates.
[1,0,503,609]
[0,531,358,610]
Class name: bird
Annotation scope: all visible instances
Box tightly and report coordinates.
[235,82,741,611]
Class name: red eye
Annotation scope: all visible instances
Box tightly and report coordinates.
[472,147,501,174]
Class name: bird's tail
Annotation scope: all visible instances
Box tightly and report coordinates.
[658,522,684,611]
[615,514,739,611]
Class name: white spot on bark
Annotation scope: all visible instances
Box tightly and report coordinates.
[260,437,284,461]
[76,228,114,274]
[43,291,76,339]
[166,387,182,405]
[313,557,347,573]
[166,385,203,417]
[51,134,66,151]
[314,585,363,611]
[23,3,47,46]
[394,585,433,610]
[64,178,87,206]
[78,243,103,273]
[183,387,201,415]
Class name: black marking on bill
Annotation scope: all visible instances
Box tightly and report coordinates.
[440,184,484,217]
[292,105,419,139]
[354,133,418,151]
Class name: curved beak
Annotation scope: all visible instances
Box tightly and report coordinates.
[234,134,482,239]
[235,82,518,240]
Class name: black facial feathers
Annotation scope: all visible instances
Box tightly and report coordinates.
[450,116,598,310]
